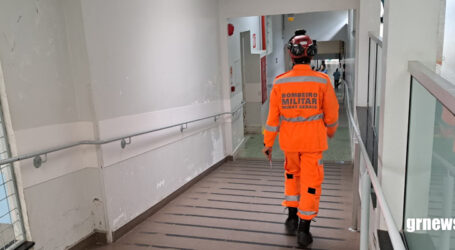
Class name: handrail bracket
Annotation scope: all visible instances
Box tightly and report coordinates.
[33,154,47,168]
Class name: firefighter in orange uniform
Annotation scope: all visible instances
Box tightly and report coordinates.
[262,29,339,247]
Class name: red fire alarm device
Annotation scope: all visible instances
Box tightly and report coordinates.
[231,86,236,92]
[228,24,234,36]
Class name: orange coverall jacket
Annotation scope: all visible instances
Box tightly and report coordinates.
[264,64,339,152]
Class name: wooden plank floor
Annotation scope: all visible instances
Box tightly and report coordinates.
[93,159,360,250]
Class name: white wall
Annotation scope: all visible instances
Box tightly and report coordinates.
[79,0,227,235]
[0,0,104,249]
[0,0,230,248]
[378,0,442,230]
[356,0,381,107]
[220,0,359,18]
[283,11,348,43]
[441,0,455,83]
[81,1,224,120]
[266,16,286,93]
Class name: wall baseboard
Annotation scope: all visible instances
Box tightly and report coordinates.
[68,231,107,250]
[111,156,230,241]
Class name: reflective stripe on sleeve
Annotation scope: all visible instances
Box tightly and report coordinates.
[326,121,338,127]
[280,113,324,122]
[265,125,280,132]
[298,209,317,216]
[275,76,327,85]
[285,195,300,201]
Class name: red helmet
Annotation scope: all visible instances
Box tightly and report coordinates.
[287,30,317,60]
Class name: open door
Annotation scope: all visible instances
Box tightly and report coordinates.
[240,31,265,134]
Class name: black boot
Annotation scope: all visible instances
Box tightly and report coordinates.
[284,207,299,235]
[297,219,313,248]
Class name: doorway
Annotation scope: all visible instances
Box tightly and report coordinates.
[240,31,262,134]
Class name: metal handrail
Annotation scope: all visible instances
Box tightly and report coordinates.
[343,81,406,250]
[0,101,246,168]
[409,61,455,114]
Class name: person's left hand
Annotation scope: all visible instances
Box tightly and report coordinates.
[262,146,272,161]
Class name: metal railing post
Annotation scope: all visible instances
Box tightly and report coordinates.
[360,164,371,250]
[441,171,454,250]
[350,140,361,231]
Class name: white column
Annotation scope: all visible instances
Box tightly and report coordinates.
[355,0,381,107]
[377,0,442,228]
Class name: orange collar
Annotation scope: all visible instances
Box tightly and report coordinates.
[292,64,312,71]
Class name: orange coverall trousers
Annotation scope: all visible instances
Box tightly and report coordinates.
[282,151,324,220]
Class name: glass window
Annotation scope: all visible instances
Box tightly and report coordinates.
[404,78,455,250]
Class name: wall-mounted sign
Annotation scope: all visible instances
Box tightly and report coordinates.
[252,34,257,49]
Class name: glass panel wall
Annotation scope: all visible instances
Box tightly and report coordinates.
[374,45,382,132]
[364,35,382,173]
[404,77,455,250]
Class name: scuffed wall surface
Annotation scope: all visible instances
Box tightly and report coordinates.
[0,0,95,130]
[80,0,223,120]
[0,0,103,249]
[1,0,228,247]
[79,0,227,234]
[103,125,224,230]
[24,168,105,250]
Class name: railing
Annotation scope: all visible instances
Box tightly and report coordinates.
[0,102,246,168]
[408,61,455,113]
[368,31,383,47]
[343,80,407,250]
[404,61,455,250]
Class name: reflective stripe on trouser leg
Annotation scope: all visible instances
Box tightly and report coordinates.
[285,195,300,201]
[282,152,300,208]
[298,209,317,216]
[297,152,324,220]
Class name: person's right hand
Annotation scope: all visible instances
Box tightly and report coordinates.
[262,146,272,161]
